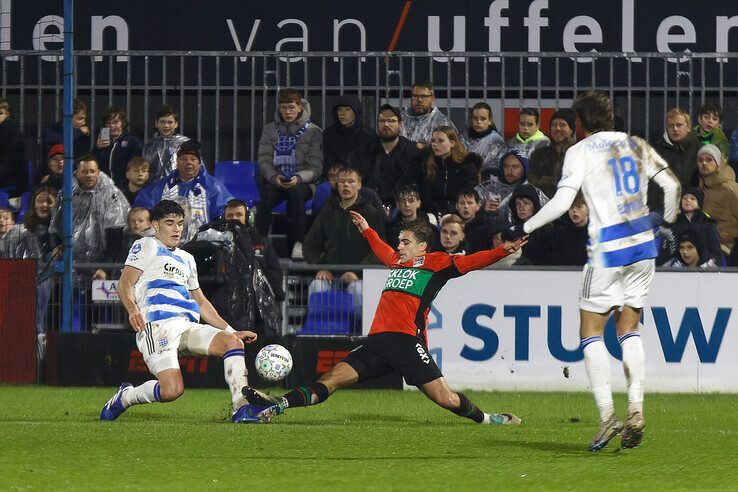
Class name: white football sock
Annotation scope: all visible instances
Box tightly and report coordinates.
[582,337,614,422]
[620,333,645,415]
[223,348,249,412]
[121,380,161,408]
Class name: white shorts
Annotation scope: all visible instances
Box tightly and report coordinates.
[136,316,221,375]
[578,259,655,314]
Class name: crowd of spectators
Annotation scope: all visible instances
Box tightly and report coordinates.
[3,84,738,331]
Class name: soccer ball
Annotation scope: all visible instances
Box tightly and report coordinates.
[255,344,293,382]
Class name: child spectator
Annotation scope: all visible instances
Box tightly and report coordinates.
[663,228,717,268]
[505,183,551,265]
[455,189,495,253]
[122,157,151,204]
[0,99,27,198]
[142,104,190,180]
[95,207,151,279]
[504,107,550,159]
[322,95,376,180]
[462,102,505,177]
[385,185,437,250]
[41,97,90,164]
[39,144,65,191]
[92,106,144,189]
[694,103,728,161]
[543,192,589,266]
[660,187,723,264]
[439,214,467,254]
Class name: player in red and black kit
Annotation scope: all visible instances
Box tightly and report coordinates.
[245,211,527,425]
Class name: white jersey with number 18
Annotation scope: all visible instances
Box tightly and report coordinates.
[557,131,669,268]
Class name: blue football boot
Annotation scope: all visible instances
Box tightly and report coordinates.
[100,383,133,421]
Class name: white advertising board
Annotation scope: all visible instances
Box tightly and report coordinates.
[362,269,738,392]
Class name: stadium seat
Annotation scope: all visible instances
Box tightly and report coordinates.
[272,199,314,215]
[300,291,356,335]
[0,191,8,209]
[214,161,259,207]
[16,191,32,222]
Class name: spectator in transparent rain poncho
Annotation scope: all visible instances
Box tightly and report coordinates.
[401,81,458,148]
[142,104,190,180]
[504,107,550,159]
[462,102,505,178]
[134,139,232,244]
[50,154,129,264]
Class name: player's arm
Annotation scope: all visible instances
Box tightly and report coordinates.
[452,237,528,275]
[652,168,681,223]
[522,186,579,234]
[350,211,399,266]
[118,265,145,332]
[189,288,257,343]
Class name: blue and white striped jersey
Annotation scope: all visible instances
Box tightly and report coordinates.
[125,236,201,323]
[558,132,669,268]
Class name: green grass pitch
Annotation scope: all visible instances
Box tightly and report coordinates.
[1,385,737,490]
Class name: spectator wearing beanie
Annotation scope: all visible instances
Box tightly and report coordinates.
[134,139,232,243]
[697,143,738,254]
[660,187,723,264]
[663,227,717,268]
[528,108,576,198]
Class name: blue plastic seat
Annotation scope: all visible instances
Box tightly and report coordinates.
[301,291,356,335]
[214,161,260,207]
[0,191,8,209]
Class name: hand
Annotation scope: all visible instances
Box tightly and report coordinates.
[274,176,288,189]
[340,271,359,283]
[316,270,333,282]
[129,310,145,332]
[502,236,528,253]
[96,135,110,149]
[283,176,299,188]
[484,198,500,213]
[416,142,426,150]
[349,211,369,232]
[234,330,258,344]
[92,269,107,280]
[80,126,90,136]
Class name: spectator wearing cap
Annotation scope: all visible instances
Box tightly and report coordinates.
[476,148,549,222]
[133,140,232,243]
[663,227,717,268]
[363,104,422,207]
[528,108,576,198]
[39,144,65,191]
[461,102,505,178]
[697,143,738,254]
[661,187,723,264]
[91,106,143,190]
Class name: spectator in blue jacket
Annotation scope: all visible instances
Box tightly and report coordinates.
[91,106,143,189]
[134,140,232,243]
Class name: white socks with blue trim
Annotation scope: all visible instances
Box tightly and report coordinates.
[619,332,645,415]
[582,336,614,422]
[121,380,161,408]
[223,348,249,412]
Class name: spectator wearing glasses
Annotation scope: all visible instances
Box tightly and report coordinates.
[401,82,457,148]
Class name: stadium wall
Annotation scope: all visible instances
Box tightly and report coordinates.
[363,269,738,393]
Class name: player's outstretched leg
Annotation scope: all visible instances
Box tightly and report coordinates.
[619,330,645,448]
[100,380,164,421]
[244,361,359,422]
[420,378,521,425]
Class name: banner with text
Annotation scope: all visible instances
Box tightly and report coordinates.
[362,269,738,392]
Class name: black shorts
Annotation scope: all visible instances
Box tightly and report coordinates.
[342,332,443,387]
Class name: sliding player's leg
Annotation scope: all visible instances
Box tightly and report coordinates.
[419,377,521,425]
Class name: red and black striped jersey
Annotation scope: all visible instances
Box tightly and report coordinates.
[363,228,510,339]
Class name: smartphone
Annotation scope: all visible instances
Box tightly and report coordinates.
[99,127,110,143]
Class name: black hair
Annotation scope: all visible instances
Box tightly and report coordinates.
[76,154,100,169]
[155,103,179,122]
[519,107,540,124]
[572,91,615,133]
[395,184,421,201]
[226,198,248,210]
[150,200,185,221]
[698,102,723,121]
[456,188,480,203]
[402,221,435,247]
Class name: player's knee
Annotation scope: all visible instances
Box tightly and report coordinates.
[159,381,185,401]
[224,334,244,351]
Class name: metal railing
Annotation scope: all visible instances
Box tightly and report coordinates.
[2,50,738,167]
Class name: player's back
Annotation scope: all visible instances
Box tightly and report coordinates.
[563,131,668,268]
[126,236,201,323]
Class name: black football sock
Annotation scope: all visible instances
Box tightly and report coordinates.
[283,382,330,408]
[451,392,486,423]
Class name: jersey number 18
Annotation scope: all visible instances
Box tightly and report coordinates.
[607,156,640,196]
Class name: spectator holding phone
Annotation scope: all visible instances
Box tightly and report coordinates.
[92,106,143,190]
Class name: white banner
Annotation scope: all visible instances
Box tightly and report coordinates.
[362,269,738,392]
[91,279,120,302]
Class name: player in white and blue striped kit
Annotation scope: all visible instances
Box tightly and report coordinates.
[100,200,265,423]
[512,91,681,451]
